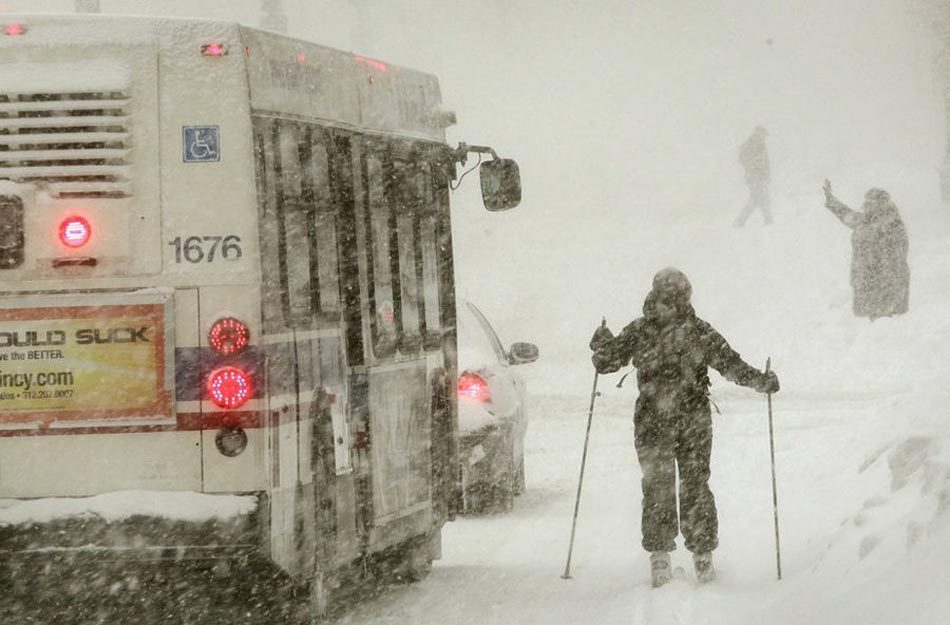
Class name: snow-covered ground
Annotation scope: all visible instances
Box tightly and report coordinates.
[337,190,950,625]
[338,396,950,625]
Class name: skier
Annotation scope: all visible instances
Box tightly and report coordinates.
[589,268,780,587]
[735,125,772,226]
[822,180,909,320]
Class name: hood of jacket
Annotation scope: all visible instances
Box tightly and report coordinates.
[643,267,695,323]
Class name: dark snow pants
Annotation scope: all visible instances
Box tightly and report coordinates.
[634,391,718,554]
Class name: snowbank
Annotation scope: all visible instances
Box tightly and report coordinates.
[740,432,950,625]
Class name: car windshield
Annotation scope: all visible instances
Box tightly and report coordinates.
[458,301,507,368]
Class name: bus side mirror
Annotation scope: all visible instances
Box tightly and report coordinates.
[480,159,521,211]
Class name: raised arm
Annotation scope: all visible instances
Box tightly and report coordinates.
[823,179,862,229]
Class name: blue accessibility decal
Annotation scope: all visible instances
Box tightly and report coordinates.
[182,125,221,163]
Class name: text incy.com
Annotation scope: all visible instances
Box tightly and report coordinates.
[0,370,75,391]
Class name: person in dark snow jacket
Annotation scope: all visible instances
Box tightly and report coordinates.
[589,268,779,587]
[822,180,909,320]
[734,125,772,227]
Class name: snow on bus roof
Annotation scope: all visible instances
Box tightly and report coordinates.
[0,58,129,95]
[0,490,257,526]
[0,14,447,148]
[0,13,428,77]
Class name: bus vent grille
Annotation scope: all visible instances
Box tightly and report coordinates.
[0,91,132,199]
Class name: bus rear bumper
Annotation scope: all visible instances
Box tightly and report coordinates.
[0,497,308,622]
[0,491,263,559]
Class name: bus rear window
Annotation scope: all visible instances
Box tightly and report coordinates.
[0,196,24,269]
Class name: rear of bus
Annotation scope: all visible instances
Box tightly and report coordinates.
[0,13,522,621]
[0,15,272,610]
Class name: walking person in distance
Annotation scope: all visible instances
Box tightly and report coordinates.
[735,125,772,227]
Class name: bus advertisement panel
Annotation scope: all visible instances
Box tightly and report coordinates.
[0,292,173,427]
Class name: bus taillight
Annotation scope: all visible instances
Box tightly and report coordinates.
[354,55,388,73]
[58,216,91,248]
[207,367,251,409]
[209,317,249,356]
[201,43,229,57]
[3,23,27,36]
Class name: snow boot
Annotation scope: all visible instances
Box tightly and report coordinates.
[693,552,715,583]
[650,551,672,588]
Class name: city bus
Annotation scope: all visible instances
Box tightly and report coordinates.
[0,13,520,621]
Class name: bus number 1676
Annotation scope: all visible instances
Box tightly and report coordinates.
[168,235,243,263]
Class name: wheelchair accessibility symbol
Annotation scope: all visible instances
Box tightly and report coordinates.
[183,125,221,163]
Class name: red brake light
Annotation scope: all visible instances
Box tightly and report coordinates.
[207,367,251,409]
[58,216,91,248]
[354,55,389,73]
[209,317,250,356]
[3,23,27,37]
[201,43,229,57]
[458,372,491,403]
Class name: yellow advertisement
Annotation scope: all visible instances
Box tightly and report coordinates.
[0,301,171,426]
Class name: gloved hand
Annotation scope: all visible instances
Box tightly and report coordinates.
[589,324,614,351]
[822,179,836,207]
[754,370,780,394]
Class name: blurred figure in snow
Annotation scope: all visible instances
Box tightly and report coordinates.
[588,268,779,588]
[734,125,772,226]
[822,180,909,320]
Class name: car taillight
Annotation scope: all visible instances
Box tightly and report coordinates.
[209,317,249,356]
[458,372,490,403]
[207,367,251,409]
[58,216,91,248]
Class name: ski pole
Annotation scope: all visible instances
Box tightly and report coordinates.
[765,357,782,580]
[561,319,605,580]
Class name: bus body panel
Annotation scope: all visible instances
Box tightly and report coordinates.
[0,431,202,498]
[242,27,361,130]
[368,363,430,520]
[0,14,467,617]
[0,25,163,278]
[159,21,261,287]
[197,284,266,494]
[0,289,196,497]
[240,26,446,144]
